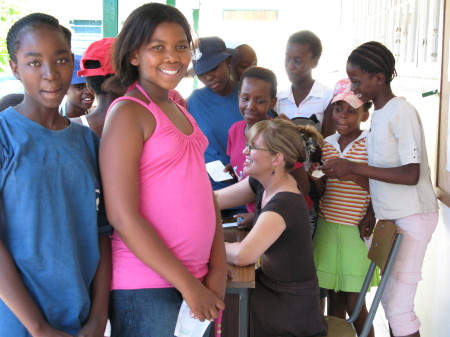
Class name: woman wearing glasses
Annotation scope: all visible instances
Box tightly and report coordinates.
[215,118,327,337]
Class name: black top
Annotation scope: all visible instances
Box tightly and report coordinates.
[249,177,327,337]
[250,177,316,282]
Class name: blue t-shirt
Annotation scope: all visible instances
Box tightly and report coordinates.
[187,85,243,190]
[0,107,110,336]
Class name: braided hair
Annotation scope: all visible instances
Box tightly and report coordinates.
[6,13,70,63]
[347,41,397,84]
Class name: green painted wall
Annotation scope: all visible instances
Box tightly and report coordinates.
[103,0,118,37]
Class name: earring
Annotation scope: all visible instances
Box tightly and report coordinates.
[272,167,275,176]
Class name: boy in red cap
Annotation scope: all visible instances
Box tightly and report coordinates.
[75,37,123,137]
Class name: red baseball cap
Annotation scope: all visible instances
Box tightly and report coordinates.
[78,38,115,77]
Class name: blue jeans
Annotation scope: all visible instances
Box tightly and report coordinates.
[110,288,212,337]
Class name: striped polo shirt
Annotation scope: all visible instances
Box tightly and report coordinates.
[319,130,371,226]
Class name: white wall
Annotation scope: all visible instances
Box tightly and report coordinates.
[416,203,450,336]
[195,0,342,91]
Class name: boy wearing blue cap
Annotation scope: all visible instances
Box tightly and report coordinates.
[59,54,95,118]
[187,37,243,197]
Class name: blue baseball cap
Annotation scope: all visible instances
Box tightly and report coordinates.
[71,54,86,85]
[193,37,236,76]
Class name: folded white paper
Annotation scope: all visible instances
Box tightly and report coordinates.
[222,222,238,228]
[311,169,325,178]
[174,301,211,337]
[206,160,233,182]
[364,235,373,250]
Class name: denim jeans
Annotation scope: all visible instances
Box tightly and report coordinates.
[110,288,211,337]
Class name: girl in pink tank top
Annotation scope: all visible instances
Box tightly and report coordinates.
[99,4,227,336]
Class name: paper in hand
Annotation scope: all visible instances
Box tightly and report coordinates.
[174,301,212,337]
[206,160,233,182]
[363,235,373,250]
[311,169,325,178]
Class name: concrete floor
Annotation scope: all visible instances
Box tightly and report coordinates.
[366,290,391,337]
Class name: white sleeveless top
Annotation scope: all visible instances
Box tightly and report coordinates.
[80,115,90,127]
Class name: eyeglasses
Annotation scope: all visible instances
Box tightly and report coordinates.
[245,143,272,152]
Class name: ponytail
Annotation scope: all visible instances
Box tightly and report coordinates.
[295,124,324,162]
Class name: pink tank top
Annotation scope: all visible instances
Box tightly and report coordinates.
[109,84,216,289]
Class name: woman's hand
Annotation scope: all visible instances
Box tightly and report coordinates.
[233,213,254,230]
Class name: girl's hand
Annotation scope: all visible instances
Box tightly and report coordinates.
[308,162,322,174]
[223,163,238,182]
[32,326,73,337]
[76,317,107,337]
[320,158,354,179]
[223,163,234,175]
[233,213,254,230]
[203,267,227,302]
[182,282,225,322]
[307,162,326,197]
[307,162,325,181]
[358,205,376,240]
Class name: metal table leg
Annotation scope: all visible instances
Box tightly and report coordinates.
[226,288,249,337]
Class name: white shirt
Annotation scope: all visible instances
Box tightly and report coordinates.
[274,81,333,131]
[367,97,438,219]
[80,115,90,127]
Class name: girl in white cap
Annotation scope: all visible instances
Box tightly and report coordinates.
[311,78,377,337]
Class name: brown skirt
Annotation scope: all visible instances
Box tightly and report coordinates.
[250,271,328,337]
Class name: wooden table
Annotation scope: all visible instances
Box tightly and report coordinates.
[218,227,255,337]
[224,228,255,289]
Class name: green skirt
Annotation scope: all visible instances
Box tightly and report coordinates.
[313,217,380,292]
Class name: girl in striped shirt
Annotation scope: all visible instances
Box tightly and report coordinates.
[310,79,378,337]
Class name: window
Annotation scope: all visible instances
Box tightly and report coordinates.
[69,20,103,55]
[223,10,278,21]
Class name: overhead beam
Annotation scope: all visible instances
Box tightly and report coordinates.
[103,0,118,37]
